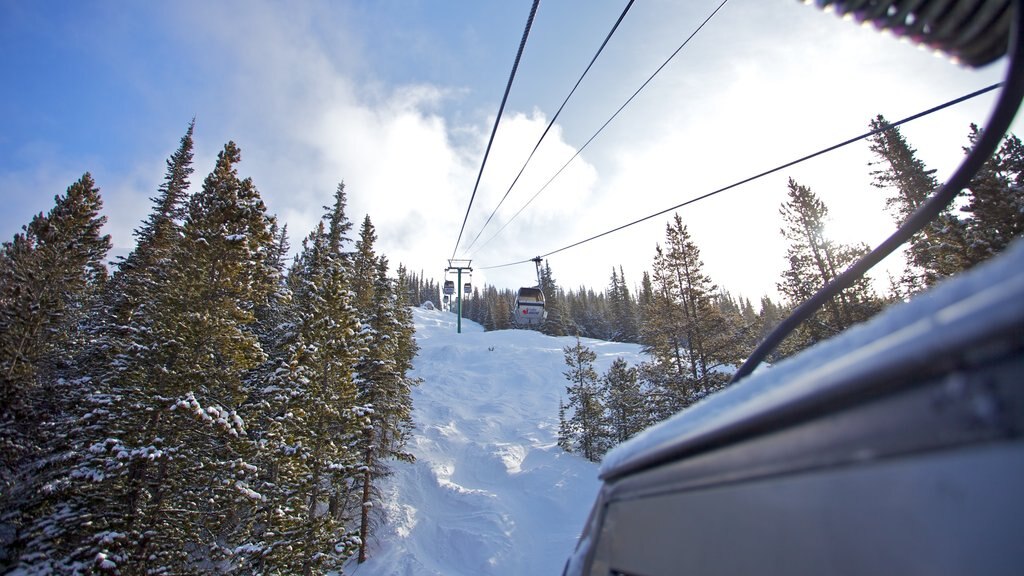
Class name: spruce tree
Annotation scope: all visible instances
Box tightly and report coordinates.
[253,216,364,574]
[63,141,279,573]
[350,216,379,318]
[538,261,568,336]
[777,178,881,352]
[0,173,111,402]
[0,173,111,573]
[601,358,645,444]
[561,337,607,462]
[54,127,198,574]
[111,120,195,320]
[636,271,655,345]
[607,266,638,343]
[490,290,512,330]
[353,224,419,563]
[868,114,970,293]
[645,215,737,406]
[961,125,1024,265]
[556,397,572,452]
[47,128,201,574]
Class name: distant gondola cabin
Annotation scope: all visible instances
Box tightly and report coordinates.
[513,287,546,326]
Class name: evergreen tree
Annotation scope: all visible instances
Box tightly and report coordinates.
[777,178,881,352]
[81,141,276,572]
[751,295,789,363]
[644,215,738,408]
[607,266,639,343]
[636,271,655,345]
[601,358,645,445]
[353,231,419,564]
[868,114,970,293]
[0,173,111,572]
[561,337,607,462]
[253,214,364,574]
[110,120,195,325]
[635,360,678,425]
[327,182,354,256]
[350,215,378,318]
[490,289,512,330]
[961,125,1024,265]
[0,173,111,404]
[538,261,568,336]
[556,397,572,452]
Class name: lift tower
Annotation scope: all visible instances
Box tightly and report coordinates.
[446,259,473,333]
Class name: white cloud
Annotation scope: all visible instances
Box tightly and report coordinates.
[4,0,1020,306]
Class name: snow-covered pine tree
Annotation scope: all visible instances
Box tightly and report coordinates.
[62,141,279,573]
[252,216,364,574]
[556,397,573,452]
[109,120,195,326]
[0,173,111,405]
[32,126,200,574]
[0,173,111,572]
[562,337,607,462]
[777,178,882,352]
[352,221,419,563]
[350,216,379,319]
[601,357,645,445]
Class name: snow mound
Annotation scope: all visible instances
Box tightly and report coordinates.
[354,309,644,575]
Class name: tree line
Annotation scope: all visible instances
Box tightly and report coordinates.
[552,116,1023,462]
[0,121,419,574]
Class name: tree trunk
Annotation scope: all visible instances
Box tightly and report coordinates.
[358,427,375,563]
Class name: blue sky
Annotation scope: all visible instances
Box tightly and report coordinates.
[1,0,1018,302]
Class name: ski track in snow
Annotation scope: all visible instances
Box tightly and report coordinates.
[349,308,644,576]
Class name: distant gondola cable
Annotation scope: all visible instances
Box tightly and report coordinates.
[470,0,731,257]
[461,0,638,254]
[451,0,541,260]
[477,82,1004,271]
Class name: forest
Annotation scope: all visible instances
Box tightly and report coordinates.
[0,122,419,574]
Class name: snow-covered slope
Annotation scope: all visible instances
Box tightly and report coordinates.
[352,309,644,576]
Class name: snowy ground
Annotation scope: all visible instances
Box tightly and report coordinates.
[349,308,644,576]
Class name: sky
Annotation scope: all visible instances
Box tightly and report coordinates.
[1,0,1019,304]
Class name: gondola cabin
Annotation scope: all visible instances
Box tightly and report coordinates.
[464,282,472,295]
[443,280,455,296]
[513,287,546,326]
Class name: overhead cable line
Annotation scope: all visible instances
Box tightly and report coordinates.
[471,0,731,257]
[451,0,541,260]
[477,82,1003,271]
[461,0,638,254]
[732,0,1024,381]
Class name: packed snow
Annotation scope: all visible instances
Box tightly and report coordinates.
[350,309,644,576]
[357,240,1024,574]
